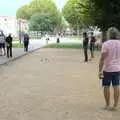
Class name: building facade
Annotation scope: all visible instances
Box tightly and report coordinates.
[0,16,28,37]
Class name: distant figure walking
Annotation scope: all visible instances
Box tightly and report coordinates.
[83,32,89,62]
[6,34,13,58]
[45,34,49,44]
[23,33,29,52]
[0,31,6,56]
[89,32,96,59]
[56,32,60,43]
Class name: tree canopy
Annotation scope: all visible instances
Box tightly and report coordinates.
[62,0,90,30]
[29,13,53,32]
[16,0,64,31]
[89,0,120,31]
[16,5,30,20]
[63,0,120,41]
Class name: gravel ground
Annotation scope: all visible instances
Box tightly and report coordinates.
[0,48,119,120]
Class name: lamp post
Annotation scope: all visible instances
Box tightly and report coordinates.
[74,3,80,36]
[18,19,22,44]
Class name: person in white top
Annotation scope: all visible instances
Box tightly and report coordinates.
[0,31,6,56]
[45,33,49,44]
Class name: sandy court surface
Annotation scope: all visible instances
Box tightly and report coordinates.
[0,48,119,120]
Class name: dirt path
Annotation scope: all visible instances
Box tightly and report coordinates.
[0,49,119,120]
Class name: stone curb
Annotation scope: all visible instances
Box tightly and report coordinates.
[0,47,41,66]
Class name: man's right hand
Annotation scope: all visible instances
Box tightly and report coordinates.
[98,72,103,79]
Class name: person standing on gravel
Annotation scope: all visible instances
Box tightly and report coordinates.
[0,31,6,56]
[89,32,96,59]
[83,32,89,62]
[99,32,120,110]
[6,33,13,58]
[23,33,29,52]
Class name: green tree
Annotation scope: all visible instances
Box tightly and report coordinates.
[63,0,120,41]
[29,13,53,32]
[16,0,63,31]
[89,0,120,41]
[62,0,78,27]
[16,5,30,20]
[62,0,90,34]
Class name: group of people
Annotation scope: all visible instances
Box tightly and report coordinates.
[83,31,120,110]
[83,32,96,62]
[0,31,12,58]
[0,31,30,58]
[45,32,61,44]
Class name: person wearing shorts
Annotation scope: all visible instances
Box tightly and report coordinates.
[99,32,120,110]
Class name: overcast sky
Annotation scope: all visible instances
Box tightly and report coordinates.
[0,0,67,16]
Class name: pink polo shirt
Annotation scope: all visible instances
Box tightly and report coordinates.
[101,40,120,72]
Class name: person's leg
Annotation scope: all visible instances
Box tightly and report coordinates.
[90,50,94,59]
[90,44,93,58]
[25,45,27,51]
[3,44,6,56]
[7,46,9,58]
[84,49,88,62]
[1,44,3,55]
[91,44,94,58]
[112,72,120,108]
[10,46,12,57]
[102,72,111,107]
[24,43,26,51]
[0,43,2,55]
[26,44,28,51]
[113,87,119,108]
[104,87,110,107]
[0,47,2,55]
[0,49,2,55]
[86,49,88,61]
[92,44,95,58]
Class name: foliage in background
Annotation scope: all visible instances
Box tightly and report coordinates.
[16,0,65,32]
[13,43,24,48]
[16,5,30,20]
[43,43,100,50]
[29,13,53,32]
[43,43,83,49]
[62,0,90,30]
[63,0,120,41]
[89,0,120,41]
[90,0,120,31]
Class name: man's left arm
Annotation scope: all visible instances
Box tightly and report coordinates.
[99,53,107,73]
[99,43,108,77]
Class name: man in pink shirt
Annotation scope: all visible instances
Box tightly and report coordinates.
[99,32,120,110]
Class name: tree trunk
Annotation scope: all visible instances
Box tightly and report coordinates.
[77,24,79,36]
[102,31,107,43]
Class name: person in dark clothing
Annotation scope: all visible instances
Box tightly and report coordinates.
[6,34,12,58]
[56,33,60,43]
[23,33,29,52]
[90,32,96,59]
[83,32,89,62]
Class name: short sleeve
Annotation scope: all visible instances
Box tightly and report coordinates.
[101,43,108,53]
